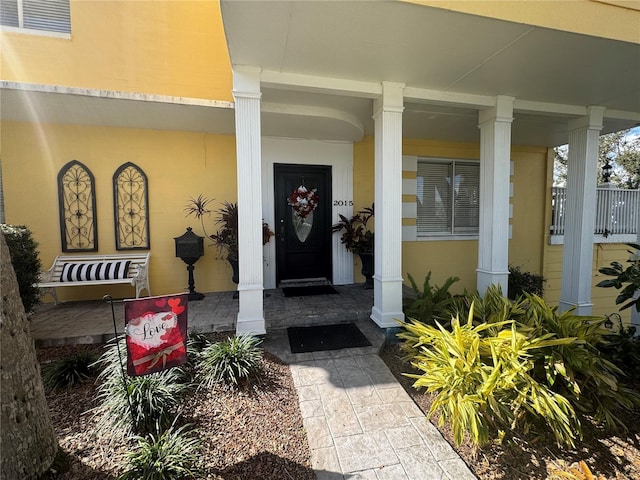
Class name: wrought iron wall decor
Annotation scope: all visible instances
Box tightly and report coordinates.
[113,162,149,250]
[57,160,98,252]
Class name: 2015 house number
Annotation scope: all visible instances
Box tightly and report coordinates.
[333,200,354,206]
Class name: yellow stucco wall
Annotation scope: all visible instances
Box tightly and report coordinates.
[0,0,233,101]
[351,137,548,294]
[406,0,640,44]
[543,243,633,323]
[2,121,240,301]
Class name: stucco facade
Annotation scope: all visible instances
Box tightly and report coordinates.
[1,0,639,333]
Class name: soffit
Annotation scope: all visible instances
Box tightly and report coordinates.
[221,0,640,146]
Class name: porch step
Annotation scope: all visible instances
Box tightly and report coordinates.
[278,277,331,288]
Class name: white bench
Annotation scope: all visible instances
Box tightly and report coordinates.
[37,252,151,304]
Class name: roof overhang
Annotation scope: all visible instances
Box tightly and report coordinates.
[221,0,640,147]
[0,82,236,134]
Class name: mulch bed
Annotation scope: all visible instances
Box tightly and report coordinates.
[38,339,640,479]
[37,337,314,480]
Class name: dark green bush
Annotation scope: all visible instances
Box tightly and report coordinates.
[197,335,263,389]
[598,314,640,385]
[93,338,189,436]
[120,424,201,480]
[41,351,98,389]
[1,224,41,313]
[404,272,459,327]
[596,243,640,311]
[508,265,545,300]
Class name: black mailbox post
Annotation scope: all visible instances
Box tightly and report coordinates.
[174,227,205,301]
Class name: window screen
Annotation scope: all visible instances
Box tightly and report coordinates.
[1,0,71,34]
[417,159,480,236]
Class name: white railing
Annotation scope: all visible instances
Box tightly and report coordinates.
[551,187,639,237]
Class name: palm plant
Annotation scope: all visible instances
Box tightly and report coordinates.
[185,197,273,263]
[331,204,374,255]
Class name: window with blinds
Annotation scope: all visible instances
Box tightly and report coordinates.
[1,0,71,34]
[416,159,480,236]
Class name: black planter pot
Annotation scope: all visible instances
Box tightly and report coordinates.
[358,253,374,289]
[228,257,239,284]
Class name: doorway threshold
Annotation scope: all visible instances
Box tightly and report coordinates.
[278,277,331,288]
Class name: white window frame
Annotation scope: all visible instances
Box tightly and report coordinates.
[0,0,71,38]
[416,157,480,240]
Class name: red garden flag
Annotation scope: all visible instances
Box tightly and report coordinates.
[124,293,188,376]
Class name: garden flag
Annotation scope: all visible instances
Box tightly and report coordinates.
[124,293,188,376]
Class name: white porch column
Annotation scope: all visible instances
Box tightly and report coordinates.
[559,106,605,315]
[477,96,514,296]
[371,82,405,328]
[233,67,266,335]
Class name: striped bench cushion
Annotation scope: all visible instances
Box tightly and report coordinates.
[60,261,132,282]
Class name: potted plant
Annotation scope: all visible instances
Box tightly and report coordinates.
[185,195,274,284]
[332,204,374,288]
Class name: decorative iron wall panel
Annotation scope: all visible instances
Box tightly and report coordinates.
[58,160,98,252]
[113,162,149,250]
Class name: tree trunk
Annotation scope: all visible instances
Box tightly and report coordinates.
[1,232,57,479]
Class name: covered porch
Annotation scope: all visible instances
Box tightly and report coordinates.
[222,0,640,335]
[29,285,375,348]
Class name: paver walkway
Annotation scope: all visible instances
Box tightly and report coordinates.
[263,326,477,480]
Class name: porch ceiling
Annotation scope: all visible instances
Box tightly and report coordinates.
[221,0,640,147]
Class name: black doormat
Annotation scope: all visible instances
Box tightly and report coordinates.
[287,323,372,353]
[282,285,338,297]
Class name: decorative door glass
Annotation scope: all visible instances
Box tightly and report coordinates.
[292,211,313,243]
[287,183,318,243]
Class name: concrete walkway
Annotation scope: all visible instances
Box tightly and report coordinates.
[263,325,477,480]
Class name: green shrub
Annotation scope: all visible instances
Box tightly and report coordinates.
[596,243,640,311]
[450,284,526,326]
[186,331,212,357]
[41,351,98,389]
[515,294,640,429]
[404,272,459,327]
[1,224,41,313]
[119,424,201,480]
[598,316,640,384]
[197,335,263,389]
[399,306,580,447]
[508,265,545,300]
[453,286,640,431]
[93,339,189,436]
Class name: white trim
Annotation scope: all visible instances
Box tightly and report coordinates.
[402,178,417,194]
[261,137,354,289]
[402,202,416,219]
[0,25,70,39]
[258,71,640,122]
[404,86,494,109]
[0,81,235,109]
[402,155,418,172]
[549,233,638,245]
[260,69,382,98]
[402,225,417,242]
[416,234,479,242]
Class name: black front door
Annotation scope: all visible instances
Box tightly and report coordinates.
[274,164,332,284]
